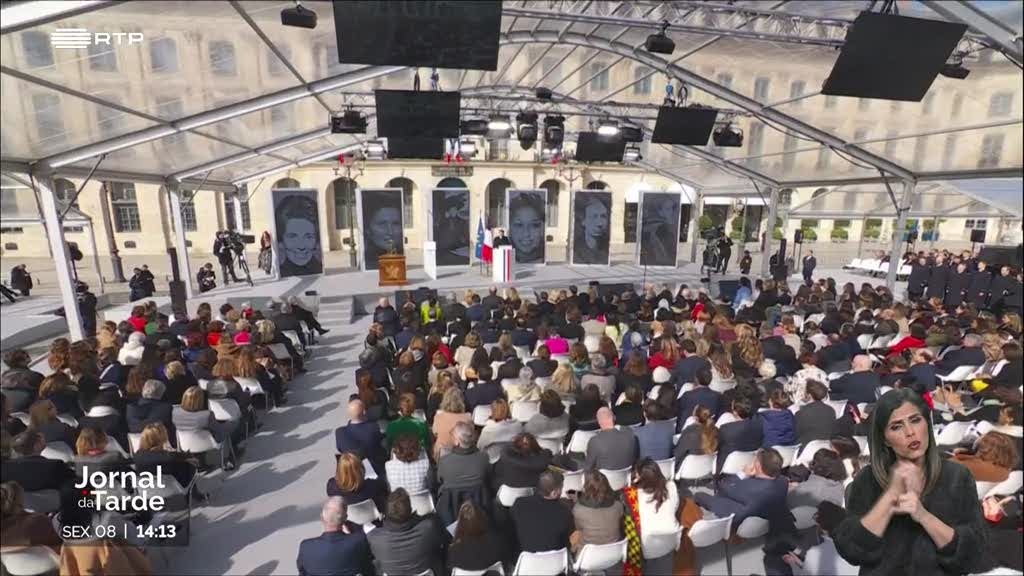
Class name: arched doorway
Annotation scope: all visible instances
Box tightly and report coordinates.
[539,179,560,224]
[273,177,300,189]
[437,177,467,188]
[585,180,608,190]
[386,177,416,228]
[486,178,513,228]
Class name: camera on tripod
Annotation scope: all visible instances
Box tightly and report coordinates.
[217,230,256,252]
[700,225,725,241]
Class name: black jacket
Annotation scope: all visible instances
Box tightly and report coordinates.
[373,306,401,337]
[126,399,175,436]
[829,371,881,405]
[511,495,575,553]
[3,454,76,492]
[935,347,986,375]
[716,418,764,473]
[492,448,553,491]
[297,526,373,576]
[945,270,971,308]
[448,532,504,573]
[794,401,837,446]
[925,264,950,300]
[907,263,930,295]
[967,270,993,308]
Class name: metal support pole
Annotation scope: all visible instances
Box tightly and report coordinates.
[761,187,779,278]
[886,180,916,291]
[36,177,84,341]
[232,193,243,231]
[85,221,104,295]
[166,183,194,299]
[738,198,748,265]
[689,190,703,263]
[98,182,126,282]
[857,218,867,259]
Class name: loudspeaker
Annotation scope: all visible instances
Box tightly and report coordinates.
[904,229,919,243]
[778,238,788,259]
[167,247,181,282]
[716,279,741,302]
[168,280,187,312]
[794,230,803,245]
[970,229,987,244]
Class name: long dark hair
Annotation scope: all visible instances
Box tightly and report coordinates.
[868,388,941,494]
[453,501,489,543]
[633,458,669,511]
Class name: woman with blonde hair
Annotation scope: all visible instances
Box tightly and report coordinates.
[47,338,71,373]
[550,363,578,398]
[568,342,591,380]
[37,372,81,418]
[233,319,252,345]
[648,337,681,371]
[477,398,522,450]
[731,324,764,381]
[73,427,126,474]
[431,387,472,459]
[256,319,277,345]
[327,452,387,510]
[133,422,198,489]
[427,369,455,424]
[27,399,77,447]
[173,386,236,454]
[454,332,482,368]
[489,332,518,363]
[209,357,252,416]
[708,345,736,386]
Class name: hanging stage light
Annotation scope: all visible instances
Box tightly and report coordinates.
[487,114,511,131]
[623,144,642,162]
[597,119,619,137]
[543,114,565,148]
[516,111,538,150]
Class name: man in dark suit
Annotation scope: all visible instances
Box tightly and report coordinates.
[510,317,536,350]
[373,297,401,338]
[795,381,837,445]
[297,497,373,576]
[817,334,852,374]
[677,366,723,425]
[802,250,817,284]
[335,399,386,474]
[5,431,76,493]
[967,260,993,310]
[673,340,712,387]
[481,287,503,316]
[585,408,638,471]
[465,294,485,324]
[925,255,950,302]
[442,293,467,333]
[944,261,971,310]
[828,355,881,405]
[512,470,574,553]
[907,255,930,302]
[715,397,764,474]
[935,334,986,375]
[272,302,307,348]
[760,325,798,377]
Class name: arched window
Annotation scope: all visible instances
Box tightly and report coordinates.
[53,178,77,208]
[437,177,467,188]
[539,179,560,224]
[585,180,608,190]
[273,177,300,189]
[330,177,356,229]
[386,177,416,228]
[486,178,513,228]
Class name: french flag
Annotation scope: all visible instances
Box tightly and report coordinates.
[476,213,493,263]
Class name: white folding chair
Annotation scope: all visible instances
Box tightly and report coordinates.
[643,527,684,560]
[536,435,564,455]
[937,365,980,384]
[825,399,848,419]
[599,467,631,491]
[796,440,835,467]
[177,429,232,470]
[56,413,78,427]
[772,445,800,469]
[689,514,735,576]
[561,469,584,497]
[573,539,627,573]
[513,549,568,576]
[568,429,598,453]
[472,405,493,426]
[792,505,817,530]
[736,516,770,539]
[715,412,738,427]
[347,499,381,525]
[985,470,1023,498]
[127,433,143,455]
[717,450,757,476]
[676,453,716,482]
[452,561,504,576]
[41,441,74,463]
[0,546,61,576]
[853,435,870,456]
[510,401,540,423]
[408,490,435,516]
[655,458,675,480]
[497,485,534,507]
[977,481,999,499]
[935,421,975,446]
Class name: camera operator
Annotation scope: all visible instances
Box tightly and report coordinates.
[716,226,734,274]
[213,230,241,284]
[197,262,217,293]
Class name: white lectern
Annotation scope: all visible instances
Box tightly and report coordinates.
[423,241,437,280]
[492,246,514,283]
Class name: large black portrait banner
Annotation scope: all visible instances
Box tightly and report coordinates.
[272,188,324,277]
[359,188,404,271]
[431,188,470,266]
[506,189,547,264]
[638,191,681,267]
[571,190,612,266]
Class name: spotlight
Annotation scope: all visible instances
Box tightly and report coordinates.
[623,144,642,162]
[940,61,970,79]
[460,118,490,136]
[281,2,317,28]
[365,140,385,159]
[644,22,675,54]
[620,125,643,142]
[330,109,367,134]
[597,119,619,137]
[543,114,565,148]
[535,87,553,100]
[712,124,744,147]
[516,111,538,150]
[488,114,512,132]
[540,147,561,162]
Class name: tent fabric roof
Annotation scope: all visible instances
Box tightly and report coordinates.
[788,178,1023,219]
[0,0,1021,191]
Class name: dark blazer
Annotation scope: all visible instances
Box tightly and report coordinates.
[967,270,993,308]
[297,526,373,576]
[584,427,638,471]
[759,409,797,448]
[493,449,552,490]
[935,347,985,375]
[465,380,505,411]
[448,532,505,573]
[35,420,77,447]
[635,419,675,461]
[133,449,196,489]
[511,495,575,553]
[908,364,938,391]
[612,402,644,427]
[673,424,709,467]
[716,418,764,473]
[367,516,444,576]
[528,358,558,379]
[335,420,386,471]
[126,399,174,436]
[925,264,950,300]
[326,477,388,514]
[794,401,837,446]
[989,359,1022,389]
[945,271,971,308]
[672,355,711,387]
[677,386,724,426]
[907,263,930,295]
[829,371,881,405]
[3,455,76,492]
[695,475,794,531]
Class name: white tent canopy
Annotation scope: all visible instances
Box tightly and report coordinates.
[789,178,1023,219]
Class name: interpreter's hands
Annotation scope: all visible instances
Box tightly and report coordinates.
[782,553,804,569]
[892,460,925,496]
[895,491,927,523]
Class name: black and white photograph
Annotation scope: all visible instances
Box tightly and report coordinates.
[359,188,405,271]
[571,190,612,265]
[431,188,470,266]
[639,191,681,267]
[272,189,323,277]
[506,189,547,264]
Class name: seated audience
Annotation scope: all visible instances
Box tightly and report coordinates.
[787,449,848,509]
[0,481,62,553]
[477,399,522,451]
[629,458,681,559]
[950,431,1017,482]
[6,430,76,492]
[674,405,719,468]
[794,380,837,446]
[493,432,552,490]
[335,399,386,474]
[296,497,372,576]
[613,385,645,427]
[585,407,638,472]
[385,393,430,452]
[677,366,724,426]
[525,389,571,440]
[431,388,473,459]
[447,501,505,573]
[761,389,798,448]
[635,401,675,461]
[511,470,574,553]
[326,452,387,513]
[716,396,764,474]
[367,489,444,576]
[571,470,624,553]
[829,355,881,404]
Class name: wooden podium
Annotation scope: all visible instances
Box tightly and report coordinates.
[378,254,407,286]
